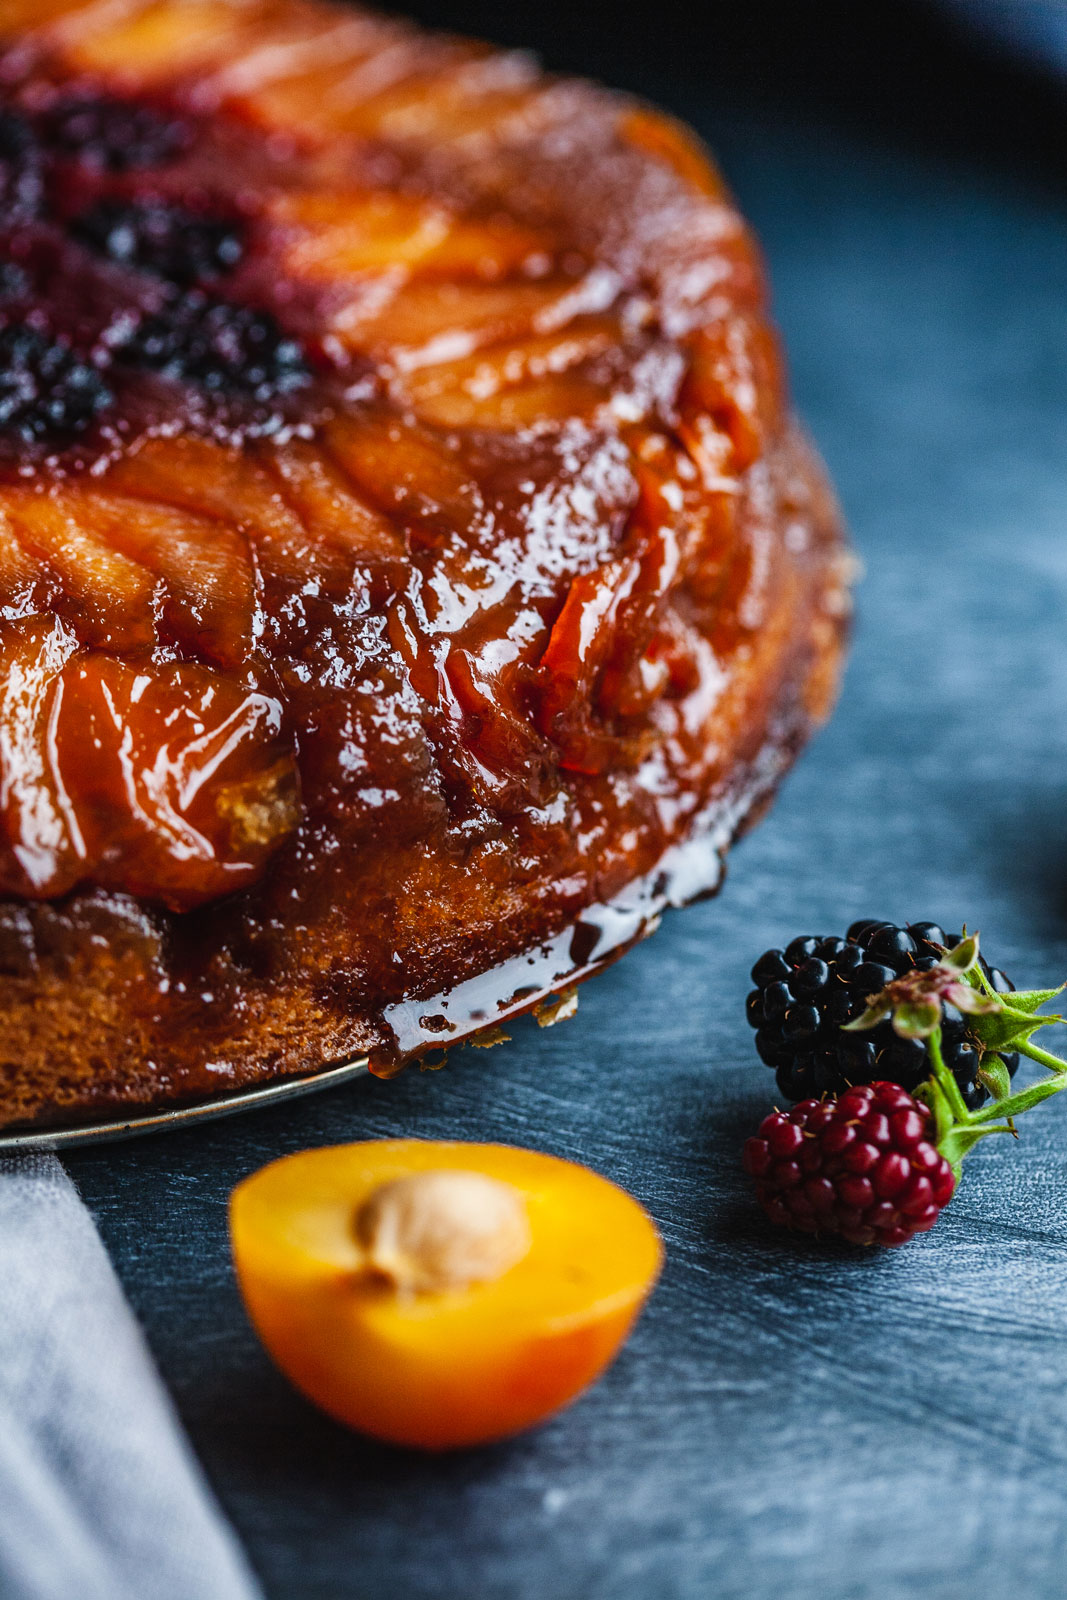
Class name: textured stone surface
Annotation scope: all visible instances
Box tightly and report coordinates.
[65,3,1067,1595]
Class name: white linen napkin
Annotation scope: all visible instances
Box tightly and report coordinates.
[0,1154,262,1600]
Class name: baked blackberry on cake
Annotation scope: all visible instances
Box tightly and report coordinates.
[0,0,849,1129]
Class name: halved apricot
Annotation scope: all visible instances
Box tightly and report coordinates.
[230,1140,662,1450]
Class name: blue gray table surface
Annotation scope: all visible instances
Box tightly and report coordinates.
[64,3,1067,1595]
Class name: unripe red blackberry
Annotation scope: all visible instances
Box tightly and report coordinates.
[746,921,1018,1107]
[743,1083,956,1246]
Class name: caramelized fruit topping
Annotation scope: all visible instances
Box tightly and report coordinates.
[0,69,320,459]
[0,110,42,217]
[0,0,847,1088]
[42,94,190,172]
[0,323,112,442]
[0,614,299,910]
[73,198,245,284]
[0,262,28,300]
[119,296,309,402]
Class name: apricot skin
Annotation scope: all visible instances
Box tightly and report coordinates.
[230,1140,663,1450]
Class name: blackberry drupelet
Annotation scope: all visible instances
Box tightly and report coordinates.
[44,96,189,171]
[746,920,1019,1108]
[74,199,244,286]
[0,323,113,444]
[120,294,309,404]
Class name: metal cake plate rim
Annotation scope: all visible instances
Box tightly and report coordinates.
[0,1056,371,1152]
[0,801,770,1155]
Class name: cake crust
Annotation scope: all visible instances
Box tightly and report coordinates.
[0,0,850,1129]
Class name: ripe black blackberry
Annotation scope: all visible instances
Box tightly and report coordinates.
[0,323,113,444]
[74,200,244,287]
[43,96,189,172]
[120,294,309,405]
[745,920,1019,1108]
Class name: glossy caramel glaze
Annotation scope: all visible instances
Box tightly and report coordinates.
[0,0,850,1128]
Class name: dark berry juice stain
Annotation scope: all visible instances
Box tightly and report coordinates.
[0,323,112,444]
[0,80,327,465]
[73,199,245,286]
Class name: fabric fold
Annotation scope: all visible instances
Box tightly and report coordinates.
[0,1154,261,1600]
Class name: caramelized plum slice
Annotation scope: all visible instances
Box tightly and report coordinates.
[0,616,299,909]
[0,615,84,896]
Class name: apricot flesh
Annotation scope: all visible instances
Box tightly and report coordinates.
[230,1140,663,1450]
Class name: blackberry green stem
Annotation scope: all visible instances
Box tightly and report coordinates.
[1015,1037,1067,1075]
[835,930,1067,1174]
[921,1026,1017,1176]
[969,1064,1067,1124]
[921,1020,1067,1162]
[926,1027,971,1124]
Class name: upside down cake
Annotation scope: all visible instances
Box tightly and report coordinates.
[0,0,849,1129]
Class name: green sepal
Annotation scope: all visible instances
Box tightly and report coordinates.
[969,1067,1067,1124]
[892,1000,941,1039]
[967,963,1064,1015]
[945,983,1000,1016]
[991,985,1064,1016]
[916,1066,1006,1178]
[938,1122,1015,1178]
[942,933,980,974]
[842,1003,890,1033]
[967,1000,1062,1058]
[976,1054,1012,1102]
